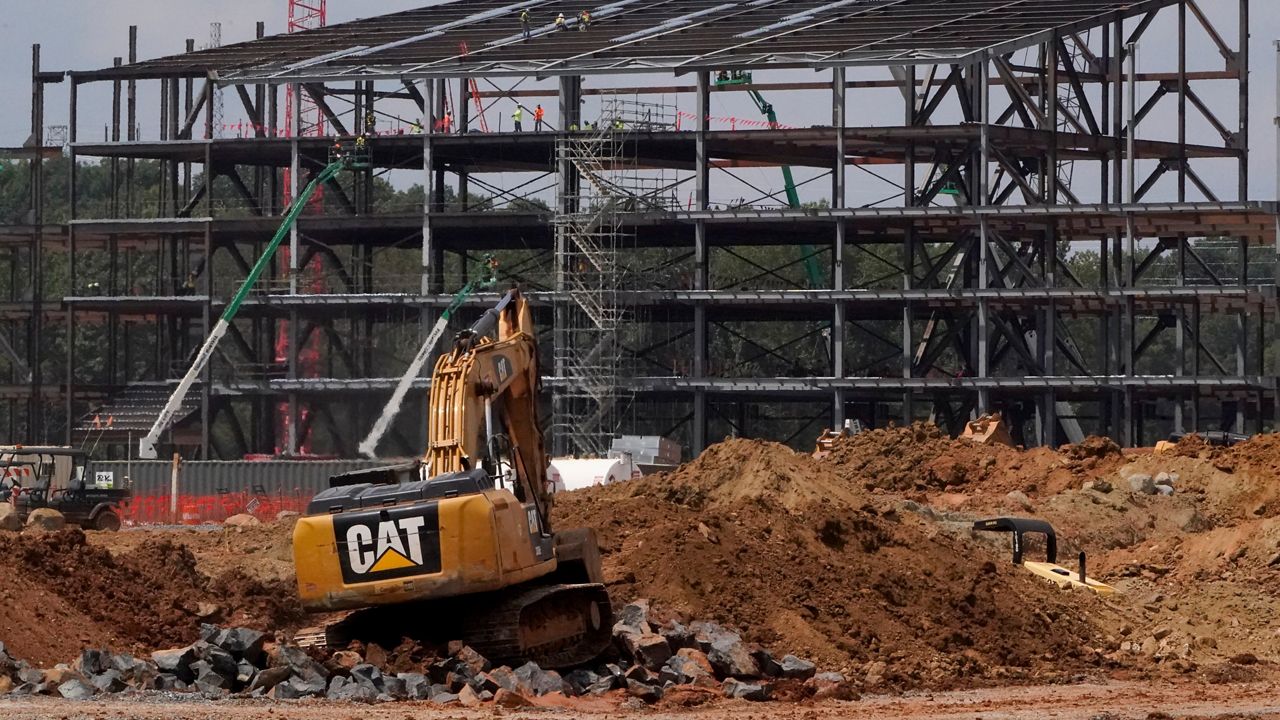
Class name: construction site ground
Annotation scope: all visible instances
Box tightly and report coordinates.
[2,680,1280,720]
[3,426,1280,717]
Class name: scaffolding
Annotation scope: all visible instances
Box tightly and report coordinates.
[552,98,680,456]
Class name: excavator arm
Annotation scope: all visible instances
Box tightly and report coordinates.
[426,287,553,530]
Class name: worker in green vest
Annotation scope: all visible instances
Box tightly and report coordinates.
[512,105,524,132]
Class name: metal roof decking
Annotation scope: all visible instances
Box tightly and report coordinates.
[73,0,1179,82]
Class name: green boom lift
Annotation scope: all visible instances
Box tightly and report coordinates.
[717,71,825,290]
[138,157,352,459]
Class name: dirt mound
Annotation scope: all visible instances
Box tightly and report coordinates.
[1219,433,1280,476]
[815,423,1097,499]
[817,423,956,491]
[630,437,863,511]
[88,520,299,584]
[555,437,1112,687]
[1172,432,1216,458]
[1152,433,1280,519]
[0,528,303,667]
[1061,436,1123,462]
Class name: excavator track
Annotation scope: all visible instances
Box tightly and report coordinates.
[464,583,612,669]
[295,583,613,670]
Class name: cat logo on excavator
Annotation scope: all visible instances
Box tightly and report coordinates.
[334,505,442,584]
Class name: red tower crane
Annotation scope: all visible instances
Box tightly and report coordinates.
[283,1,328,145]
[277,0,328,456]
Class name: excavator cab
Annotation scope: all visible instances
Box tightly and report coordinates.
[292,288,612,668]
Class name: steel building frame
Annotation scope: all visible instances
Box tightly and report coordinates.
[1,0,1276,458]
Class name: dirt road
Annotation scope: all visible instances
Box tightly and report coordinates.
[3,681,1279,720]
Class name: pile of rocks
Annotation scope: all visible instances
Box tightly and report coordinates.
[1119,468,1179,496]
[603,599,855,703]
[0,640,158,699]
[0,600,857,705]
[0,626,277,700]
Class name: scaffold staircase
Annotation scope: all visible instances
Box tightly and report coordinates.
[551,98,674,456]
[553,123,627,457]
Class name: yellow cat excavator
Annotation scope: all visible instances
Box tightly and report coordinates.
[291,287,612,668]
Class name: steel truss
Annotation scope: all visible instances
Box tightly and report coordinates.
[0,0,1275,459]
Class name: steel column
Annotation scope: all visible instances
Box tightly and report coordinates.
[1238,0,1249,200]
[28,44,44,440]
[833,66,847,425]
[64,80,79,444]
[286,82,301,455]
[977,58,991,413]
[693,70,710,454]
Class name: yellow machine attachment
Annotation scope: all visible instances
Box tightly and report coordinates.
[1023,562,1117,595]
[813,428,849,460]
[292,288,611,668]
[973,517,1116,596]
[813,420,863,460]
[959,412,1014,446]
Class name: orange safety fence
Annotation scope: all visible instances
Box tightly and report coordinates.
[121,491,312,526]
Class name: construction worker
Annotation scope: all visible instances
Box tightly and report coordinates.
[365,111,377,135]
[442,111,454,134]
[512,105,524,132]
[332,140,345,162]
[579,9,591,29]
[534,104,545,131]
[555,12,566,30]
[4,474,20,507]
[520,8,531,40]
[410,120,423,134]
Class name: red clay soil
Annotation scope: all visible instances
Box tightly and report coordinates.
[1165,432,1280,519]
[816,423,1122,499]
[0,528,302,667]
[554,437,1114,688]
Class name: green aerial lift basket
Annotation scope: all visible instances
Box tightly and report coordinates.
[329,142,372,170]
[714,70,753,87]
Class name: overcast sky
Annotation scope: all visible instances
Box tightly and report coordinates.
[1,1,1277,202]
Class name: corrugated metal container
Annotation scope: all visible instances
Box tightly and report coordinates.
[97,460,387,497]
